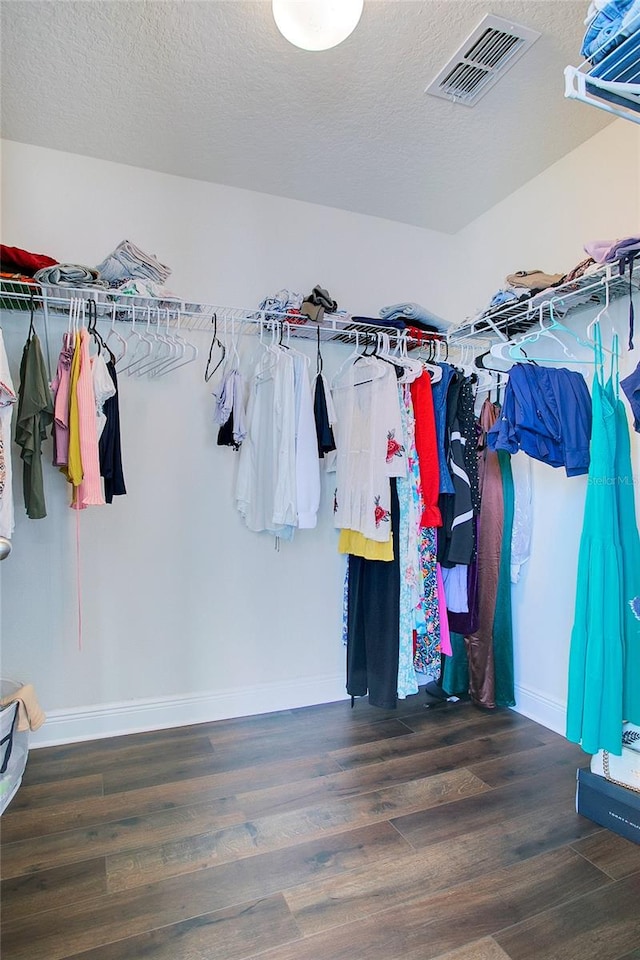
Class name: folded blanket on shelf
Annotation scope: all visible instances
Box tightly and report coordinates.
[379,302,449,332]
[33,264,108,288]
[95,240,171,285]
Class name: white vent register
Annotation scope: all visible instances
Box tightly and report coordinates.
[426,14,540,106]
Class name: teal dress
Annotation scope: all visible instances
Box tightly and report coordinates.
[611,371,640,728]
[567,334,640,755]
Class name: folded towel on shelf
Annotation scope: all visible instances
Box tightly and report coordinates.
[585,236,640,263]
[95,240,171,285]
[0,245,58,277]
[379,302,449,332]
[0,683,46,732]
[33,264,109,288]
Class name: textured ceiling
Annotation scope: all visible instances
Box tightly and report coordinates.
[0,0,611,233]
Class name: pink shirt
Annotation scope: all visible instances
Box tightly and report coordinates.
[72,328,105,509]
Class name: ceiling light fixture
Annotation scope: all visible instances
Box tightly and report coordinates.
[272,0,363,51]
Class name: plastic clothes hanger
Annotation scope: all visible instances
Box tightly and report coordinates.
[204,312,225,382]
[151,310,192,377]
[86,299,117,365]
[586,278,615,348]
[417,337,443,383]
[392,331,423,383]
[117,304,144,372]
[334,330,364,380]
[105,302,127,364]
[150,308,183,376]
[133,307,172,376]
[512,302,576,358]
[153,310,198,376]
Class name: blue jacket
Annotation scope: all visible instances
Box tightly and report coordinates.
[488,364,592,477]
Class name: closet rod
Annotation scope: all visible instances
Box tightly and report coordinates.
[0,280,446,349]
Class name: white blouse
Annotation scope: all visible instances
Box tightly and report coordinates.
[331,357,406,542]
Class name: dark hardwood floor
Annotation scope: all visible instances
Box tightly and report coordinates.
[1,696,639,960]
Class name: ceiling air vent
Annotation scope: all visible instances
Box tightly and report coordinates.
[425,14,541,106]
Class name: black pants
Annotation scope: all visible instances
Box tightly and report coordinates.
[346,480,400,709]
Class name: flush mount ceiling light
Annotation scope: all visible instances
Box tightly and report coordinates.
[272,0,363,51]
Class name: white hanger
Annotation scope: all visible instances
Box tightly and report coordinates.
[105,302,127,364]
[123,305,155,376]
[416,337,443,383]
[134,306,175,376]
[333,329,363,381]
[587,276,613,343]
[393,331,423,383]
[152,310,198,376]
[116,303,143,372]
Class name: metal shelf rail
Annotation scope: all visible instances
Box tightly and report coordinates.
[0,278,444,351]
[447,262,639,345]
[564,23,640,124]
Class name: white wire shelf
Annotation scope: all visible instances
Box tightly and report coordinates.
[0,279,445,349]
[564,25,640,125]
[447,262,639,344]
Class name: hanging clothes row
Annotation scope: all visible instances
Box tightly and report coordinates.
[211,321,506,711]
[49,299,127,509]
[5,298,128,523]
[331,338,489,710]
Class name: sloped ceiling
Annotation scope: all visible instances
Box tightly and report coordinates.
[0,0,611,233]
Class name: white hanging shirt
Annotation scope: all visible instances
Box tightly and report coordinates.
[0,329,17,540]
[91,352,116,440]
[331,357,406,542]
[236,348,297,539]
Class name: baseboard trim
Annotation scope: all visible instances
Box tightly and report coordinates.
[30,677,567,748]
[512,682,566,736]
[30,675,348,747]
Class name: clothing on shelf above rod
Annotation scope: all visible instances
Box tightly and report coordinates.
[447,261,640,344]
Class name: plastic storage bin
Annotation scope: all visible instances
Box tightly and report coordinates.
[0,679,29,815]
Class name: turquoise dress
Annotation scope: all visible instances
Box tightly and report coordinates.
[610,368,640,728]
[567,333,640,755]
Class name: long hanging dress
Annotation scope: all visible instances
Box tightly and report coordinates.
[610,357,640,727]
[464,399,503,709]
[567,333,625,754]
[492,449,515,707]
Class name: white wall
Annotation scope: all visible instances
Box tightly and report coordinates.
[0,140,454,744]
[451,120,640,322]
[1,119,638,745]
